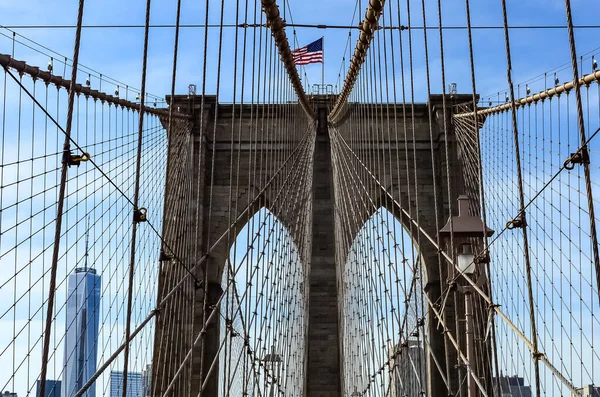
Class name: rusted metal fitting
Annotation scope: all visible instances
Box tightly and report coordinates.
[158,249,173,262]
[369,0,384,11]
[532,351,545,360]
[63,150,91,167]
[133,207,148,223]
[474,251,491,265]
[564,146,590,170]
[506,215,526,230]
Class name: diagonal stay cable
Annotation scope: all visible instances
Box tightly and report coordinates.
[329,0,385,123]
[0,53,187,117]
[453,125,600,271]
[38,2,85,396]
[160,128,315,397]
[563,0,600,307]
[0,28,165,102]
[121,0,152,395]
[3,67,201,286]
[332,123,589,395]
[454,69,600,118]
[260,0,313,118]
[329,129,451,391]
[72,123,315,397]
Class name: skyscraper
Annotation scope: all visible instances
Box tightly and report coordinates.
[37,379,61,397]
[61,225,101,397]
[493,375,532,397]
[141,364,152,397]
[573,385,600,397]
[109,371,143,397]
[388,338,426,397]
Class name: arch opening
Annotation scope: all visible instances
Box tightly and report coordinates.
[217,207,306,397]
[340,206,427,397]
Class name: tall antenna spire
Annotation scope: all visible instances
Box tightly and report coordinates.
[84,216,90,271]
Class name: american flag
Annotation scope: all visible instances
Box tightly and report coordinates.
[292,38,323,65]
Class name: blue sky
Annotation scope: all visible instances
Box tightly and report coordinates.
[1,0,599,103]
[1,0,600,396]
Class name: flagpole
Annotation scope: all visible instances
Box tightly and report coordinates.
[321,36,325,89]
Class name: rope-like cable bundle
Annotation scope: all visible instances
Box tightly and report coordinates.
[0,53,191,120]
[260,0,314,119]
[328,0,385,124]
[1,1,600,396]
[454,69,600,119]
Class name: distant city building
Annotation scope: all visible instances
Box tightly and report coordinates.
[493,375,532,397]
[388,338,426,397]
[110,371,143,397]
[61,266,101,397]
[2,392,17,397]
[141,364,152,397]
[573,385,600,397]
[36,379,61,397]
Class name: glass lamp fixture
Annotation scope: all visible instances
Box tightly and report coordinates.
[457,243,476,275]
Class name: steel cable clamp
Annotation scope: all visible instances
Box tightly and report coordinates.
[64,150,91,167]
[563,146,590,170]
[133,207,148,223]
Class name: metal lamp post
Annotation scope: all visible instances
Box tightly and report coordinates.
[458,242,477,397]
[440,195,494,397]
[263,345,282,397]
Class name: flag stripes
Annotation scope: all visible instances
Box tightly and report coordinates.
[292,38,323,65]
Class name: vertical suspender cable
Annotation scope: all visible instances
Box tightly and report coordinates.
[260,0,313,118]
[162,0,183,392]
[197,0,211,391]
[434,1,457,393]
[461,0,501,394]
[563,0,600,304]
[154,0,183,394]
[499,1,542,396]
[328,0,385,124]
[39,2,86,397]
[224,0,242,391]
[417,1,449,394]
[122,1,152,396]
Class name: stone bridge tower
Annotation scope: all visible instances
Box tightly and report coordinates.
[152,93,489,397]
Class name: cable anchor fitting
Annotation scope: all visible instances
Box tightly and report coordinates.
[133,207,148,223]
[446,279,457,291]
[506,215,526,230]
[474,251,491,265]
[532,351,545,361]
[564,146,590,170]
[64,150,91,167]
[158,249,173,262]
